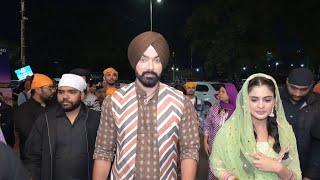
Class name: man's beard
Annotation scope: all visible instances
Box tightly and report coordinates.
[59,98,82,112]
[107,79,116,86]
[40,92,53,103]
[136,70,160,88]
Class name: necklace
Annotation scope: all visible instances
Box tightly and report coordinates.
[144,89,157,104]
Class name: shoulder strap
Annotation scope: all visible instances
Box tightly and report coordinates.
[22,92,29,100]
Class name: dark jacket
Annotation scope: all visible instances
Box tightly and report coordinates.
[24,103,100,180]
[281,89,320,179]
[0,142,29,180]
[0,100,14,147]
[14,97,46,159]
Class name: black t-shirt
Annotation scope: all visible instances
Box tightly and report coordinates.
[54,110,88,180]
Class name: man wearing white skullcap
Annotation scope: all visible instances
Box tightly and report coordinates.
[24,73,101,180]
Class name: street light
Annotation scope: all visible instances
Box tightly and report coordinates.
[301,64,304,67]
[150,0,162,31]
[275,62,279,70]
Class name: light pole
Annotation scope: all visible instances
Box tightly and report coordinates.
[20,0,28,67]
[149,0,161,31]
[172,52,175,82]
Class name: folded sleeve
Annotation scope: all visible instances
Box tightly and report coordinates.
[179,97,200,161]
[93,97,117,161]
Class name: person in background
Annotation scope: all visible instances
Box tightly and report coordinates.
[103,67,118,90]
[281,68,320,179]
[96,67,119,105]
[210,73,301,179]
[70,68,101,111]
[173,84,187,95]
[313,78,320,94]
[0,92,14,147]
[203,83,238,180]
[14,73,54,160]
[84,80,100,111]
[185,81,205,133]
[185,81,202,111]
[24,74,100,180]
[17,79,31,106]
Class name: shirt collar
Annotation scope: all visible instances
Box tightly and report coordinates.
[134,80,160,100]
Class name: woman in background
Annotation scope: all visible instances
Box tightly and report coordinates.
[203,83,238,180]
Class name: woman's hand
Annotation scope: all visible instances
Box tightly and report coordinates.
[249,151,284,173]
[203,135,210,156]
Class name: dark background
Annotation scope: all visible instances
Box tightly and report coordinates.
[1,0,320,82]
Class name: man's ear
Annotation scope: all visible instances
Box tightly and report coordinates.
[35,87,42,94]
[81,92,85,101]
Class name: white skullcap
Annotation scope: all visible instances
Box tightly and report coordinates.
[58,74,87,92]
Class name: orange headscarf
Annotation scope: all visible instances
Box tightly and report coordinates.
[30,74,53,91]
[103,67,118,77]
[313,83,320,94]
[185,81,196,88]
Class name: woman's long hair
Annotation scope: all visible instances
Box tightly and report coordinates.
[248,77,288,159]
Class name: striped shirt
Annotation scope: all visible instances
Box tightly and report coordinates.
[94,82,199,180]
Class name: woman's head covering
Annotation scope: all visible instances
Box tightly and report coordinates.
[128,31,170,70]
[219,83,238,119]
[210,73,301,179]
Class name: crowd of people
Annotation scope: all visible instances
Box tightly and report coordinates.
[0,31,319,180]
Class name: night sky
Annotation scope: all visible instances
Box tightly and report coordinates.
[2,0,319,80]
[1,0,209,79]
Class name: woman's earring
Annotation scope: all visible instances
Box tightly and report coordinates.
[269,108,275,117]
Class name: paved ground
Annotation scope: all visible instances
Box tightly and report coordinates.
[196,134,209,180]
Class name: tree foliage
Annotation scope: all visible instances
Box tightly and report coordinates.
[186,0,320,80]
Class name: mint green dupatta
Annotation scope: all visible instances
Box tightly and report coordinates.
[209,73,301,179]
